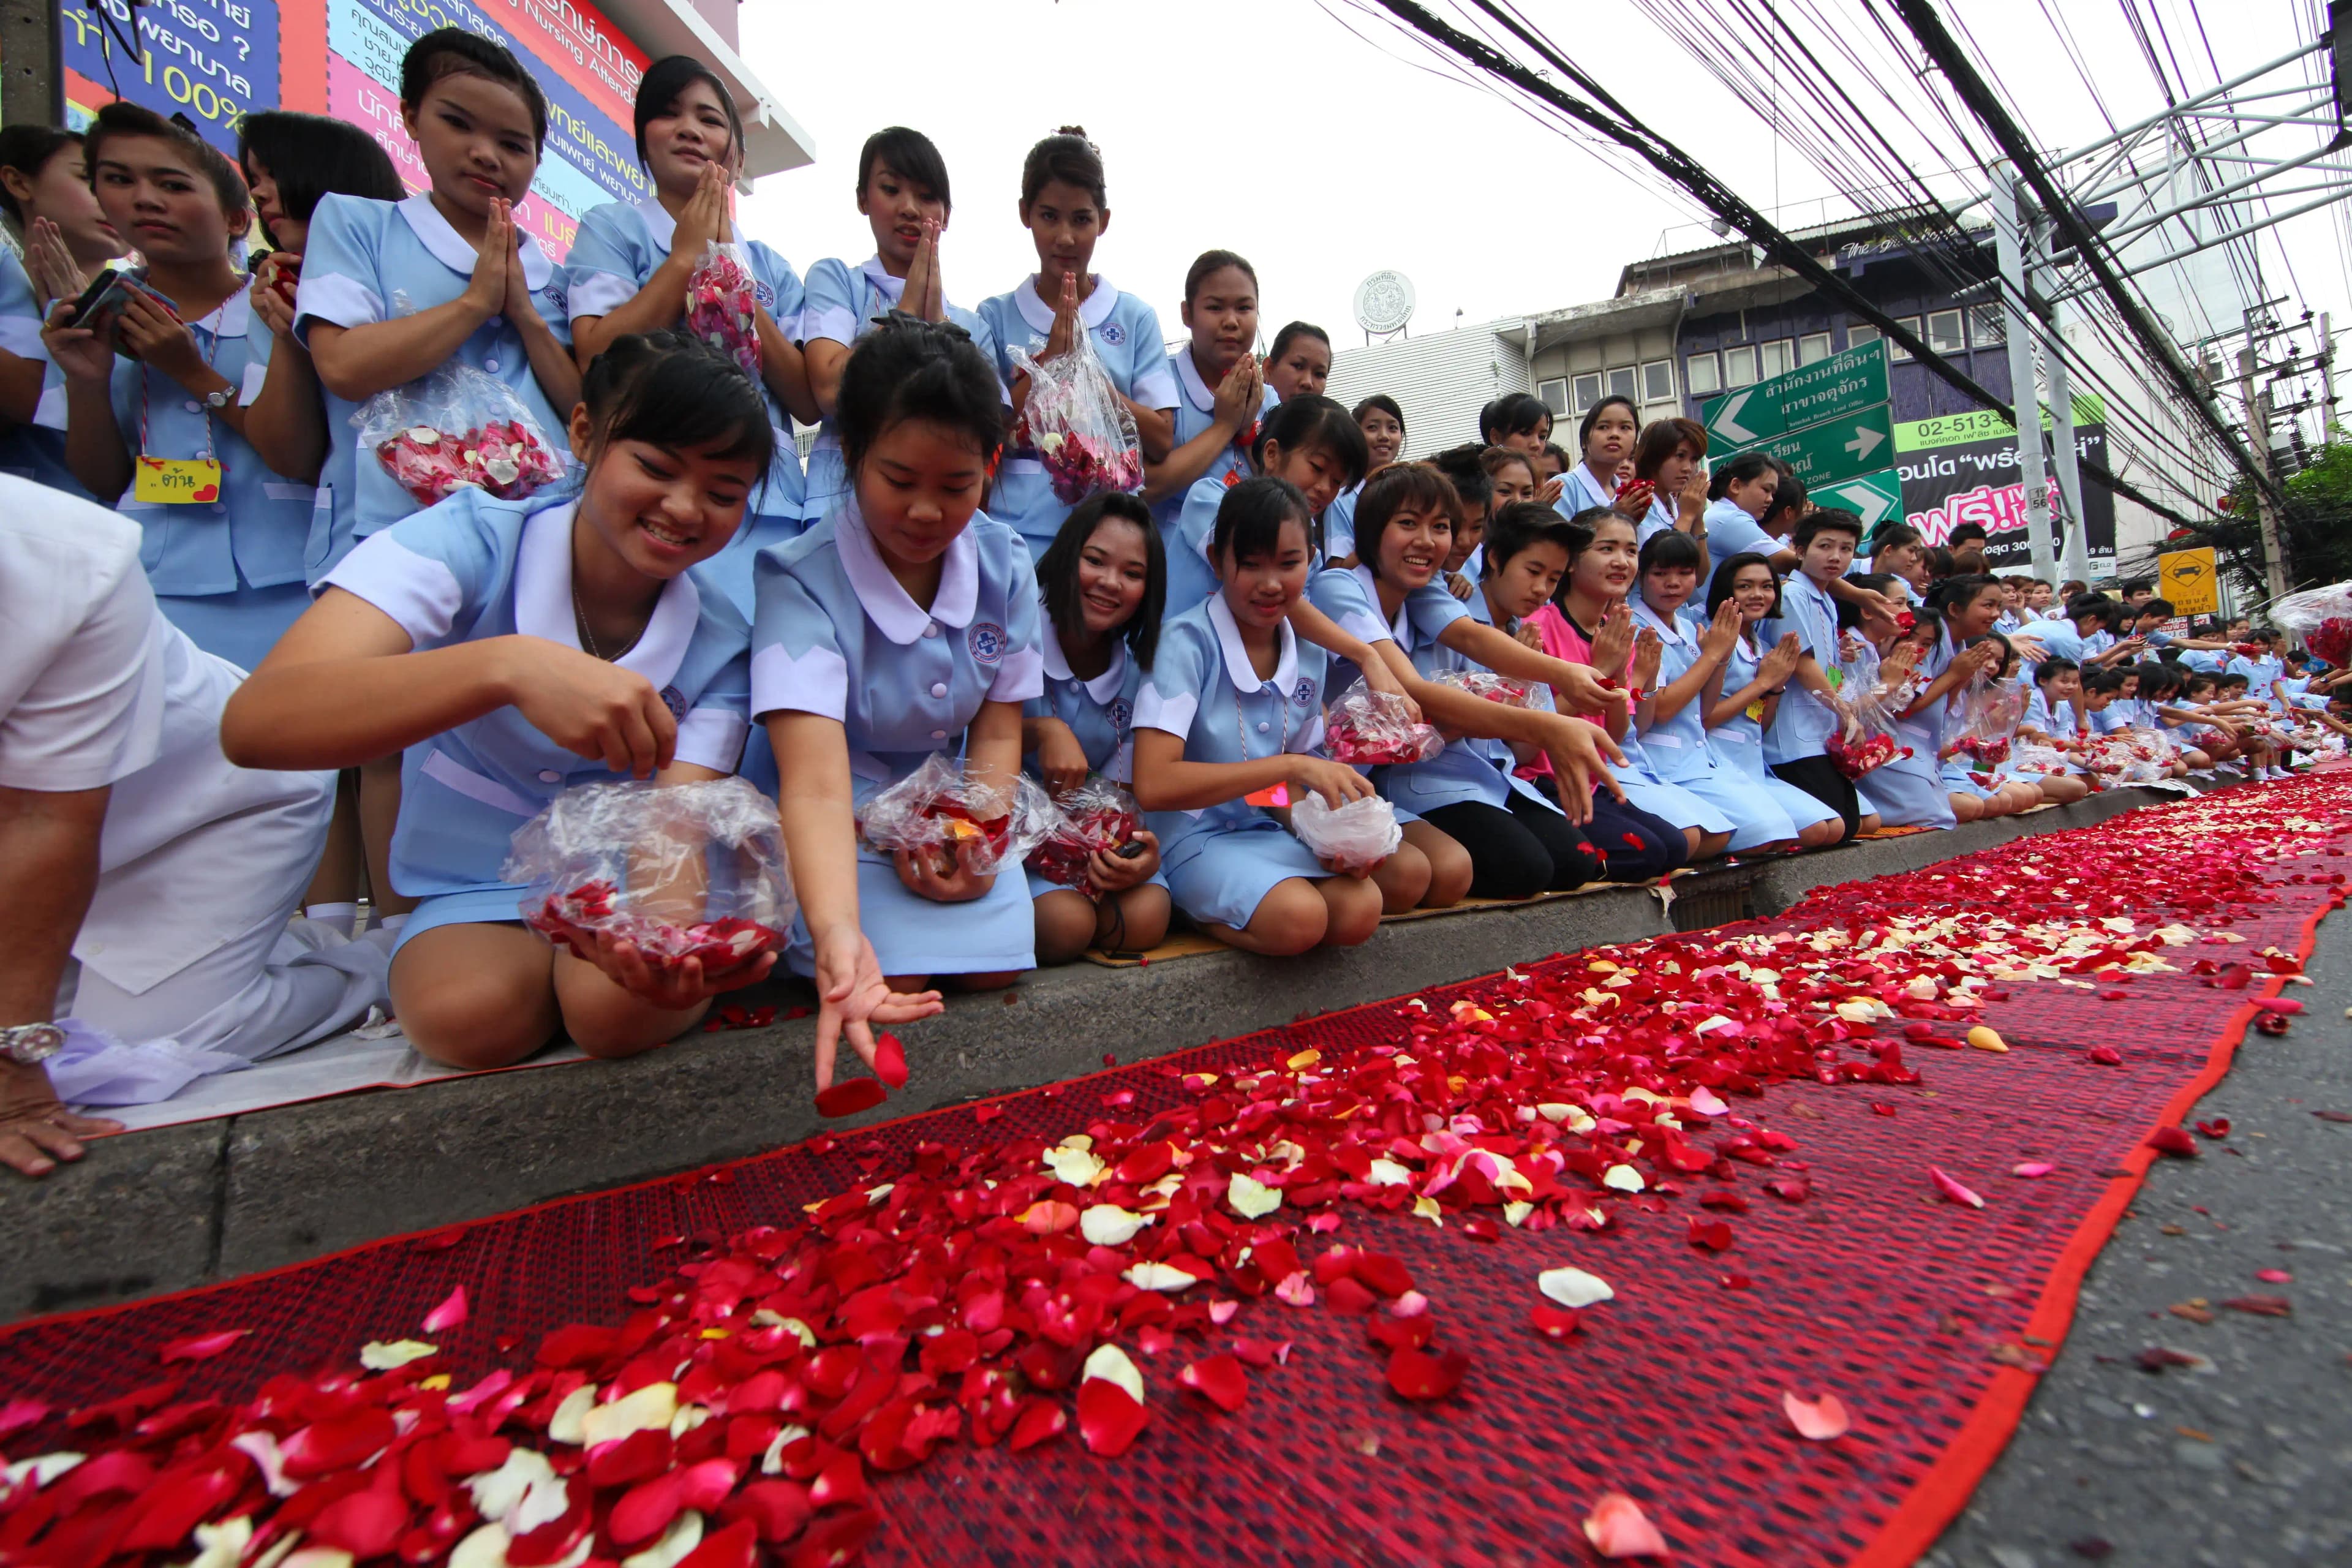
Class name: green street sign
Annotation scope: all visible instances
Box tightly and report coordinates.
[1744,405,1896,490]
[1700,339,1890,447]
[1809,469,1905,530]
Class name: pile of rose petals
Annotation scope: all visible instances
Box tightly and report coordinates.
[4,780,2342,1566]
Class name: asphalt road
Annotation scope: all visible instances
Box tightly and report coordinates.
[1925,890,2352,1567]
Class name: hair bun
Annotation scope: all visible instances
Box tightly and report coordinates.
[1055,124,1088,138]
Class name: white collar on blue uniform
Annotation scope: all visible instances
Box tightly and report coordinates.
[1016,273,1117,336]
[835,499,979,644]
[1039,617,1128,703]
[1566,461,1615,513]
[1206,592,1298,696]
[183,287,254,341]
[1631,595,1687,644]
[399,192,553,292]
[638,196,677,251]
[515,499,701,689]
[1349,562,1412,644]
[859,256,907,307]
[1174,344,1229,412]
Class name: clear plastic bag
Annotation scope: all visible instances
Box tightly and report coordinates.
[1009,330,1144,505]
[1322,679,1444,764]
[353,304,564,508]
[685,240,762,380]
[1028,777,1144,892]
[505,776,794,974]
[1290,791,1401,873]
[2007,741,2073,777]
[2271,581,2352,666]
[1953,674,2027,769]
[1824,636,1909,778]
[855,753,1056,876]
[1431,668,1540,708]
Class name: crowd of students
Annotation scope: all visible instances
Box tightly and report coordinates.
[1,26,2337,1154]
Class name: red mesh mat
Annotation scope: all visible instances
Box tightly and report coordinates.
[4,782,2345,1568]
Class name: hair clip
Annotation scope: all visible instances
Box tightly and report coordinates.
[169,111,202,135]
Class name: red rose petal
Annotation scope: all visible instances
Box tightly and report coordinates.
[310,1487,412,1559]
[721,1480,813,1544]
[1531,1304,1584,1340]
[1008,1397,1067,1452]
[157,1329,249,1363]
[610,1471,687,1547]
[815,1078,888,1118]
[677,1517,760,1568]
[874,1033,909,1089]
[421,1284,469,1335]
[2146,1125,2200,1157]
[1177,1354,1248,1413]
[1385,1343,1469,1401]
[790,1505,879,1568]
[1075,1378,1149,1457]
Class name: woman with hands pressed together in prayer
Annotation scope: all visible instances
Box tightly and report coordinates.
[1698,552,1847,850]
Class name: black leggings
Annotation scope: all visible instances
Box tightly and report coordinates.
[1529,777,1689,883]
[1419,793,1605,898]
[1770,755,1862,839]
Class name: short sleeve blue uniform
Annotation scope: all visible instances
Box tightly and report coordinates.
[1762,573,1842,766]
[1155,345,1275,529]
[565,197,809,614]
[1022,616,1167,902]
[1628,598,1805,848]
[751,500,1044,977]
[295,193,575,581]
[1862,623,1959,829]
[1709,629,1842,831]
[0,249,94,500]
[976,275,1178,560]
[321,486,753,946]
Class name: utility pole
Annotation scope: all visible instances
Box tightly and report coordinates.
[1991,162,2057,579]
[2241,345,2290,605]
[2029,217,2091,584]
[2321,312,2337,432]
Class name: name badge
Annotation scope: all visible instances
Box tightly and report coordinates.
[134,457,222,505]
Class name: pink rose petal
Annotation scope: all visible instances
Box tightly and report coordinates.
[1929,1166,1985,1209]
[1782,1390,1851,1440]
[422,1284,469,1334]
[1583,1492,1670,1558]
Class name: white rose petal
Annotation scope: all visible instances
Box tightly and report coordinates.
[1539,1267,1616,1308]
[579,1382,677,1448]
[621,1512,703,1568]
[358,1339,437,1370]
[1602,1164,1645,1193]
[2,1452,83,1490]
[1082,1343,1145,1403]
[1122,1261,1201,1292]
[1227,1172,1283,1219]
[467,1448,559,1525]
[1042,1145,1106,1187]
[1080,1205,1153,1246]
[178,1515,255,1568]
[1368,1158,1414,1186]
[545,1384,598,1446]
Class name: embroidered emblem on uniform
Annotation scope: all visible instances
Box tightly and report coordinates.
[658,685,690,720]
[1292,678,1315,707]
[1107,698,1133,731]
[754,280,778,311]
[543,283,568,312]
[1099,321,1126,346]
[968,622,1007,665]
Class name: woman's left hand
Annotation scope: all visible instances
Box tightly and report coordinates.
[809,921,940,1091]
[115,288,205,382]
[1590,599,1636,676]
[1446,571,1474,601]
[1357,656,1423,722]
[1087,829,1159,892]
[1631,626,1664,691]
[895,838,997,902]
[1041,271,1081,363]
[576,927,778,1011]
[248,265,297,341]
[24,217,86,305]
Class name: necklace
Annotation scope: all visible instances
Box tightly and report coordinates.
[572,581,606,662]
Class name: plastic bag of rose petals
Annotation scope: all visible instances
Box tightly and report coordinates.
[2270,581,2352,666]
[855,752,1057,876]
[354,356,564,509]
[505,776,794,976]
[1954,673,2027,766]
[1029,776,1144,892]
[1289,790,1402,873]
[685,240,762,380]
[1009,330,1145,505]
[1322,679,1444,764]
[1431,667,1540,708]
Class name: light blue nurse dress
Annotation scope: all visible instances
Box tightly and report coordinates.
[1021,615,1167,901]
[564,197,809,614]
[320,487,754,946]
[0,249,94,500]
[1708,631,1843,831]
[976,274,1178,560]
[1762,573,1843,768]
[1153,345,1275,529]
[1553,460,1615,519]
[295,193,575,581]
[107,285,315,671]
[752,500,1044,976]
[793,254,1000,524]
[1134,595,1335,931]
[1628,599,1801,848]
[1863,625,1959,828]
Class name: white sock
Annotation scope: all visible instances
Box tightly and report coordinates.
[305,901,359,928]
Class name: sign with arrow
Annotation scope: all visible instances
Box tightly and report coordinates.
[1741,406,1896,491]
[1700,339,1890,448]
[1811,470,1904,529]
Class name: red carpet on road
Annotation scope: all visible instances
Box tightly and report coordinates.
[4,776,2345,1568]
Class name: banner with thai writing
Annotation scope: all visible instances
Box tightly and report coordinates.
[1895,397,2116,573]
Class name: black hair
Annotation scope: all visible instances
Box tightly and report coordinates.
[2217,671,2250,688]
[1981,630,2018,678]
[1576,394,1638,451]
[1355,463,1458,584]
[236,112,402,246]
[2138,597,2176,619]
[2065,592,2112,622]
[1483,501,1585,579]
[1021,126,1106,209]
[1268,321,1330,365]
[633,55,744,173]
[1838,573,1898,632]
[579,329,775,473]
[82,102,250,224]
[858,126,951,211]
[1210,474,1313,565]
[401,27,548,151]
[1185,249,1256,301]
[1476,392,1550,447]
[2084,666,2128,695]
[2033,657,2080,687]
[835,314,1005,475]
[1426,442,1491,517]
[1637,527,1703,578]
[0,124,80,227]
[1758,464,1809,532]
[1541,441,1572,471]
[1866,521,1923,558]
[1706,449,1777,502]
[2117,576,2154,596]
[1562,504,1629,562]
[2137,662,2184,698]
[1251,394,1368,491]
[2248,625,2282,644]
[1038,491,1163,671]
[1794,508,1864,549]
[1354,394,1404,437]
[1947,522,1989,546]
[1705,550,1783,619]
[1926,572,2002,615]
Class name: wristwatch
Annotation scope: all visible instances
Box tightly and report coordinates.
[203,385,236,410]
[0,1023,66,1066]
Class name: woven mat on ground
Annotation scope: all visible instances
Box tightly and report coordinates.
[3,780,2342,1568]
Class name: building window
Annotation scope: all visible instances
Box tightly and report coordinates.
[1686,351,1722,397]
[1640,360,1675,403]
[1798,332,1833,366]
[1926,310,1966,355]
[1571,372,1602,414]
[1605,365,1638,402]
[1722,344,1758,388]
[1537,378,1569,417]
[1847,322,1882,350]
[1757,339,1793,379]
[1888,317,1921,360]
[1970,306,2006,347]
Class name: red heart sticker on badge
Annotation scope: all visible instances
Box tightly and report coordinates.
[192,482,219,503]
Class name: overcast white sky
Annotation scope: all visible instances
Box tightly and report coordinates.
[734,0,2346,399]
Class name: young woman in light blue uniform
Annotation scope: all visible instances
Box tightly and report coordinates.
[0,247,89,499]
[1698,552,1845,846]
[976,129,1178,562]
[1325,394,1407,560]
[1876,575,2008,827]
[1147,250,1276,529]
[293,29,581,578]
[1022,491,1171,962]
[1130,476,1387,956]
[1164,395,1370,617]
[796,127,1000,527]
[756,317,1044,1033]
[1553,394,1637,524]
[0,124,123,498]
[565,56,818,614]
[221,333,775,1071]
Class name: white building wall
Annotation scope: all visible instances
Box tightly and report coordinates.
[1325,323,1532,459]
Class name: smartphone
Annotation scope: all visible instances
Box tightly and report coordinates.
[1115,840,1148,859]
[63,267,135,333]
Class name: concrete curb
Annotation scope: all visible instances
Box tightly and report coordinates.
[0,785,2176,1322]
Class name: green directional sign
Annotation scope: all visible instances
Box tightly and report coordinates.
[1700,339,1890,448]
[1808,469,1905,530]
[1745,405,1896,491]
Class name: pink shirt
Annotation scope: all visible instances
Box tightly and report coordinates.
[1520,602,1622,781]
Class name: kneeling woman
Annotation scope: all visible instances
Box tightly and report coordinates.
[1697,553,1847,850]
[755,317,1041,1079]
[1863,576,2005,829]
[1131,476,1390,956]
[1023,491,1172,962]
[222,333,776,1068]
